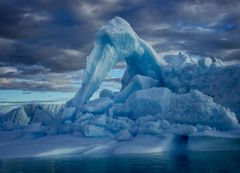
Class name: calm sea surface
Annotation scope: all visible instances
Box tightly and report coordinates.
[0,151,240,173]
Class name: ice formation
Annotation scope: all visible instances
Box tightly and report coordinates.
[66,17,166,106]
[0,17,240,157]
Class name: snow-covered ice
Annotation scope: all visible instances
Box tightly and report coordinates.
[0,17,240,158]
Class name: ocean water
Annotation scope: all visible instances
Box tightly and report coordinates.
[0,151,240,173]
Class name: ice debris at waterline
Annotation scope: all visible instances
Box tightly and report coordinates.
[0,17,240,157]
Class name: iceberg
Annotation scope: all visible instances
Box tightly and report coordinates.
[0,17,240,158]
[83,125,106,137]
[66,16,166,107]
[113,87,238,130]
[3,104,63,127]
[79,97,114,113]
[113,75,160,103]
[162,53,240,119]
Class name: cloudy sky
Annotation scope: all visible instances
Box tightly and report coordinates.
[0,0,239,112]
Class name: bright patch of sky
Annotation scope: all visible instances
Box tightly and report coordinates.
[0,69,125,113]
[0,90,75,113]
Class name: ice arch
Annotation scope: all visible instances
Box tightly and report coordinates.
[67,17,166,107]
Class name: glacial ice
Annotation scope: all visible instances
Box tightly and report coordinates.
[113,75,160,103]
[99,89,115,99]
[0,16,240,157]
[80,97,114,113]
[66,16,166,106]
[162,53,240,119]
[115,129,133,141]
[3,104,63,127]
[83,125,106,137]
[60,107,76,121]
[113,87,238,130]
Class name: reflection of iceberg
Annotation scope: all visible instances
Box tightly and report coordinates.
[0,17,240,157]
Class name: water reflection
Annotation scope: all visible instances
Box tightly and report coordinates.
[0,151,240,173]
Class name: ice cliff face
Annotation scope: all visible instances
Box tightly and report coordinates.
[1,17,240,139]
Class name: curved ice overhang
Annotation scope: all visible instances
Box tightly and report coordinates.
[67,17,167,106]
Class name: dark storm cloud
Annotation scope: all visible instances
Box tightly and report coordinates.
[0,0,239,92]
[121,0,240,60]
[0,64,83,92]
[0,77,78,92]
[0,0,94,73]
[151,27,240,59]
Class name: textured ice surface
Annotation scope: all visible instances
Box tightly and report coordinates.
[114,75,159,103]
[3,104,63,127]
[0,17,240,157]
[67,16,166,106]
[162,53,240,119]
[80,97,114,113]
[113,87,238,130]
